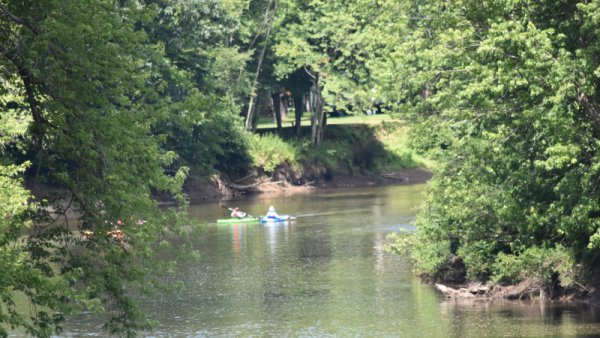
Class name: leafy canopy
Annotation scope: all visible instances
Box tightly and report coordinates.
[386,0,600,285]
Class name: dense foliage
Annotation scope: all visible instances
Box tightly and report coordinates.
[0,0,400,335]
[0,0,239,336]
[6,0,600,335]
[386,0,600,287]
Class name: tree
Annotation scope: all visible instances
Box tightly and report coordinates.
[386,0,600,285]
[244,0,278,132]
[142,0,254,176]
[0,1,194,335]
[261,0,396,144]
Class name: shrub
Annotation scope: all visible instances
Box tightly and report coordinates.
[248,133,298,174]
[492,245,575,286]
[387,231,453,279]
[303,140,354,175]
[412,239,453,279]
[457,240,497,281]
[373,121,417,171]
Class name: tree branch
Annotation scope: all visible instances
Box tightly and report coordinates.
[1,45,46,147]
[0,3,40,35]
[303,67,316,80]
[574,82,600,128]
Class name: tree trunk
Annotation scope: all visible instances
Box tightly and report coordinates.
[310,81,325,146]
[245,0,276,131]
[293,94,304,137]
[281,92,289,121]
[272,92,282,132]
[245,96,256,131]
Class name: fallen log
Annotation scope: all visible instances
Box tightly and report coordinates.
[436,284,474,299]
[227,180,283,190]
[435,283,491,299]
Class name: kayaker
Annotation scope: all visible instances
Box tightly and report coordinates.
[231,207,247,218]
[265,205,279,218]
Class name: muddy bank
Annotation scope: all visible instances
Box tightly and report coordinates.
[435,280,600,308]
[182,167,432,203]
[431,256,600,307]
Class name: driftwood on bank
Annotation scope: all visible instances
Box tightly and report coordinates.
[435,280,551,300]
[227,180,284,190]
[233,172,257,184]
[380,172,406,181]
[435,283,490,299]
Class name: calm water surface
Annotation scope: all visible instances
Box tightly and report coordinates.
[59,184,600,337]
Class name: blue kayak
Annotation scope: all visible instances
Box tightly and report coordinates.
[259,215,296,223]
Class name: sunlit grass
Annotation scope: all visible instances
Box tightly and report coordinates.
[377,123,436,170]
[255,113,397,130]
[252,113,436,172]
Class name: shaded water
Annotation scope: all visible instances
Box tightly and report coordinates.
[59,184,600,337]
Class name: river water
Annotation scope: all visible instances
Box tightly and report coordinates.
[58,184,600,337]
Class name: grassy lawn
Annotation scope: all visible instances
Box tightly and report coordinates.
[255,113,397,130]
[253,112,436,171]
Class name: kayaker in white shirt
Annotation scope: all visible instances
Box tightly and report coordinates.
[231,207,247,218]
[265,206,279,218]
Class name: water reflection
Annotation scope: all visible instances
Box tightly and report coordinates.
[438,300,600,337]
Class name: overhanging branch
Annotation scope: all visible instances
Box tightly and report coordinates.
[1,45,46,147]
[0,3,40,35]
[574,82,600,128]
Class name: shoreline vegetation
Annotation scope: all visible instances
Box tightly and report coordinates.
[22,112,600,322]
[32,113,600,309]
[181,118,600,308]
[168,116,434,203]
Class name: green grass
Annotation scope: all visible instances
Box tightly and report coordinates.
[248,116,435,177]
[255,113,397,130]
[375,122,436,170]
[248,133,299,174]
[249,112,436,176]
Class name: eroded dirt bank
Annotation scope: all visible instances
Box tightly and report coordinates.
[182,167,433,203]
[435,279,600,308]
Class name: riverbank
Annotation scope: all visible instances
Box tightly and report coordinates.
[182,167,432,203]
[434,278,600,308]
[180,119,432,203]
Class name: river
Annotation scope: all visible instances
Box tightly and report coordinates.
[58,184,600,337]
